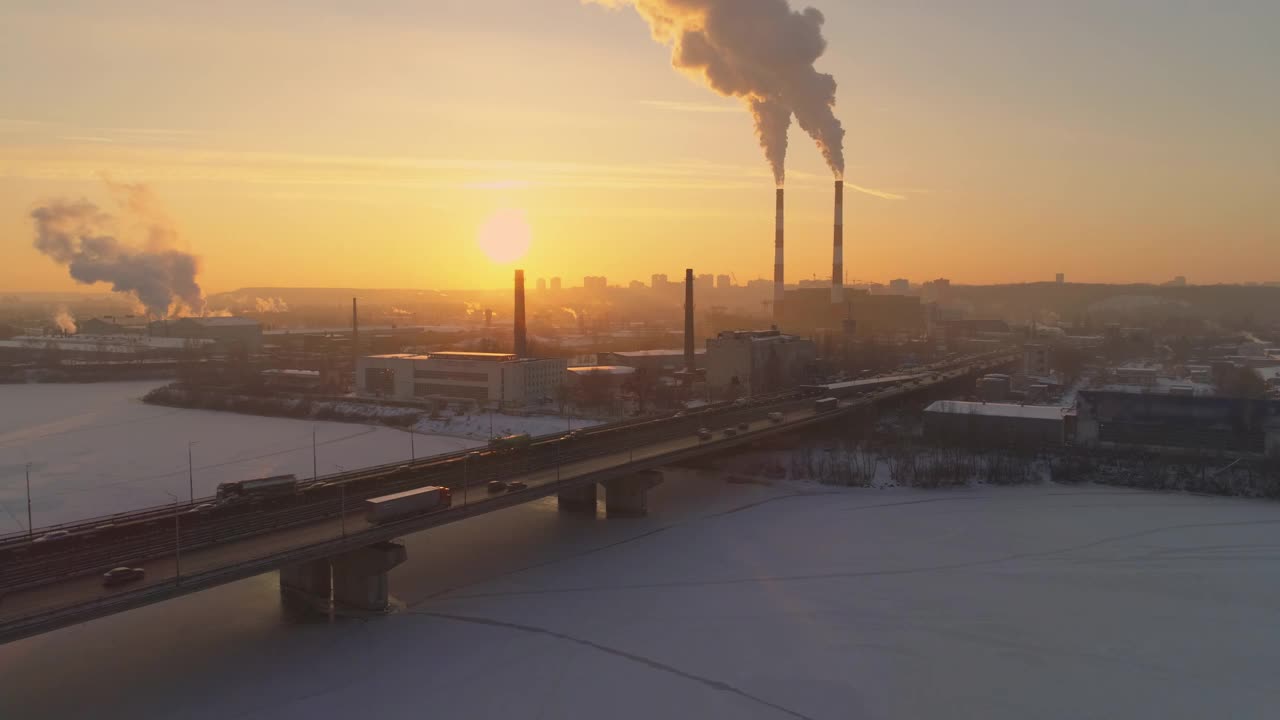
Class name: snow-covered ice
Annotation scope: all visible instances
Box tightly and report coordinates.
[0,382,589,532]
[3,474,1279,719]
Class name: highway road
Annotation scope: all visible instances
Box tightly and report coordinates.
[0,351,1016,644]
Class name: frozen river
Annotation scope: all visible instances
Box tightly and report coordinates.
[3,475,1280,719]
[0,381,482,534]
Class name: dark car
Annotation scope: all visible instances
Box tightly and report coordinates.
[737,422,749,431]
[506,480,528,491]
[487,480,508,493]
[696,428,712,440]
[102,567,145,587]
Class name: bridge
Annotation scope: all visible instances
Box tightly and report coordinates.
[0,352,1016,645]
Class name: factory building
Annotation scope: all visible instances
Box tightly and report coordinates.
[597,349,705,375]
[150,316,263,352]
[924,401,1071,447]
[1076,390,1280,456]
[777,288,925,338]
[705,330,816,398]
[357,351,566,408]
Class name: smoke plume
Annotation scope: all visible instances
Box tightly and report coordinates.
[53,306,77,335]
[31,183,204,318]
[589,0,846,183]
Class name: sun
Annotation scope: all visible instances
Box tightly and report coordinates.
[477,208,532,264]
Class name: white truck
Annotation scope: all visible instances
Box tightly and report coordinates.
[365,486,452,525]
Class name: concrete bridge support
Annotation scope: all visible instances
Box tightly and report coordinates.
[557,483,598,513]
[279,558,331,608]
[331,541,407,613]
[603,470,664,518]
[279,541,407,613]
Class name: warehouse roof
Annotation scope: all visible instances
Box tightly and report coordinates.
[925,400,1071,421]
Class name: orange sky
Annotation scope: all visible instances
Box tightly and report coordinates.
[2,1,1277,294]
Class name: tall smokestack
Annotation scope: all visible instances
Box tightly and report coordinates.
[513,269,528,358]
[684,268,695,373]
[774,187,785,318]
[831,180,844,305]
[351,297,359,377]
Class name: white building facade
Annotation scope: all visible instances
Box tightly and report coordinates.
[357,351,566,408]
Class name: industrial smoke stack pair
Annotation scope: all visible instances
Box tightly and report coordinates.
[772,179,844,318]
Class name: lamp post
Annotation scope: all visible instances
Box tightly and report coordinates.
[25,462,33,539]
[187,441,197,504]
[410,428,416,462]
[312,427,318,482]
[334,464,347,538]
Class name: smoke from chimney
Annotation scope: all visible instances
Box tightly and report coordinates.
[774,187,785,316]
[588,0,846,184]
[514,269,528,358]
[831,179,844,305]
[53,306,77,335]
[30,182,203,318]
[684,268,695,373]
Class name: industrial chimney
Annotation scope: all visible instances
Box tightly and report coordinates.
[774,187,785,318]
[831,179,844,305]
[351,297,359,386]
[684,268,695,373]
[513,269,528,358]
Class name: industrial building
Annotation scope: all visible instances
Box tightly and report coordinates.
[150,316,263,352]
[923,401,1071,446]
[1076,390,1280,456]
[597,349,704,375]
[776,288,925,338]
[705,330,816,397]
[357,351,566,408]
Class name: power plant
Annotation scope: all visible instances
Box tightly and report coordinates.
[684,268,695,374]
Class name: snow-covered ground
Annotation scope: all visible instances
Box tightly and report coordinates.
[4,475,1279,719]
[0,382,573,533]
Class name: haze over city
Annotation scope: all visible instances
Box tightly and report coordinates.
[5,4,1280,719]
[3,0,1277,297]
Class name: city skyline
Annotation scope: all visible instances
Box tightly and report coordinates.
[3,1,1278,300]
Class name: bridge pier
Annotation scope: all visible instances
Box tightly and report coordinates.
[557,483,598,513]
[331,541,407,613]
[279,558,331,610]
[603,470,663,518]
[278,541,407,614]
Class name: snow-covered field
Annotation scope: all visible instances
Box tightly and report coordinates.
[4,475,1279,719]
[0,382,595,533]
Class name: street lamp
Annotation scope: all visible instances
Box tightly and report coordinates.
[187,441,198,504]
[312,427,318,482]
[25,462,33,539]
[410,428,416,462]
[334,464,347,537]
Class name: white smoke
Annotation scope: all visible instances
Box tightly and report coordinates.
[253,297,290,313]
[31,182,204,318]
[588,0,846,184]
[53,306,77,334]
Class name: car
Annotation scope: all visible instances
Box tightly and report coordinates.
[506,480,528,491]
[737,422,749,431]
[487,480,508,493]
[33,530,71,544]
[724,428,738,438]
[767,412,784,423]
[696,428,712,440]
[102,566,145,587]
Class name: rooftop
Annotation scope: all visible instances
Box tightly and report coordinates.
[427,351,516,362]
[925,400,1071,421]
[608,348,704,358]
[568,365,636,376]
